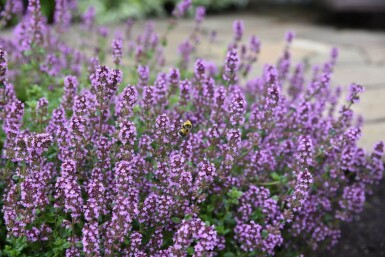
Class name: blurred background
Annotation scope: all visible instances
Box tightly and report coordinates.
[1,1,385,256]
[1,0,385,26]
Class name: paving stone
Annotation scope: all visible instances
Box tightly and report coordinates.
[358,122,385,150]
[333,65,385,87]
[352,85,385,118]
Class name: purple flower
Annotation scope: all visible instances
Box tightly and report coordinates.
[73,93,90,117]
[126,18,135,37]
[288,63,304,100]
[194,59,206,81]
[137,65,150,88]
[235,221,262,252]
[277,48,291,81]
[249,35,261,53]
[233,20,244,42]
[141,86,155,113]
[155,113,170,136]
[339,185,365,214]
[154,72,169,109]
[0,47,8,83]
[223,48,240,83]
[116,85,138,118]
[235,186,283,254]
[118,120,137,146]
[168,68,180,86]
[297,135,314,168]
[169,218,218,256]
[285,31,295,43]
[90,65,122,110]
[55,159,83,219]
[82,7,95,30]
[62,76,79,111]
[264,65,280,109]
[54,0,71,29]
[179,79,191,105]
[46,107,66,135]
[97,26,109,38]
[40,54,61,76]
[195,160,216,196]
[69,115,87,140]
[173,0,192,18]
[229,90,247,127]
[3,98,24,140]
[178,40,194,69]
[104,163,139,254]
[1,12,383,256]
[112,33,123,66]
[368,141,385,181]
[195,6,206,23]
[0,0,23,27]
[95,136,113,169]
[27,0,45,46]
[129,232,145,256]
[87,56,100,75]
[287,168,313,213]
[347,83,364,104]
[84,168,107,222]
[3,181,24,238]
[331,47,339,65]
[82,221,100,256]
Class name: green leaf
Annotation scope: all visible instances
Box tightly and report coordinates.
[223,252,236,257]
[169,95,179,105]
[53,238,66,246]
[227,187,243,200]
[162,38,168,46]
[186,246,194,255]
[251,208,264,220]
[63,241,71,249]
[262,230,269,239]
[271,195,279,201]
[171,217,181,223]
[184,214,193,220]
[75,240,83,248]
[216,225,228,235]
[23,50,33,57]
[207,204,215,212]
[133,105,141,113]
[26,100,38,109]
[37,47,45,54]
[270,172,280,181]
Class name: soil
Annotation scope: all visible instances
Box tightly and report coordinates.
[318,178,385,257]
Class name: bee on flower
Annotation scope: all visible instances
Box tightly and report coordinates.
[178,120,192,137]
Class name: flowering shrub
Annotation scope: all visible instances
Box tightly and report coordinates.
[0,0,384,256]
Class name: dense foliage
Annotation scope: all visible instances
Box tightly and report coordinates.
[0,0,384,256]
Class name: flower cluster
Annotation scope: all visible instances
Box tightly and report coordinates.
[0,0,23,27]
[0,1,383,257]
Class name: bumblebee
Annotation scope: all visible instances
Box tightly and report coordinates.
[182,120,192,130]
[179,120,192,137]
